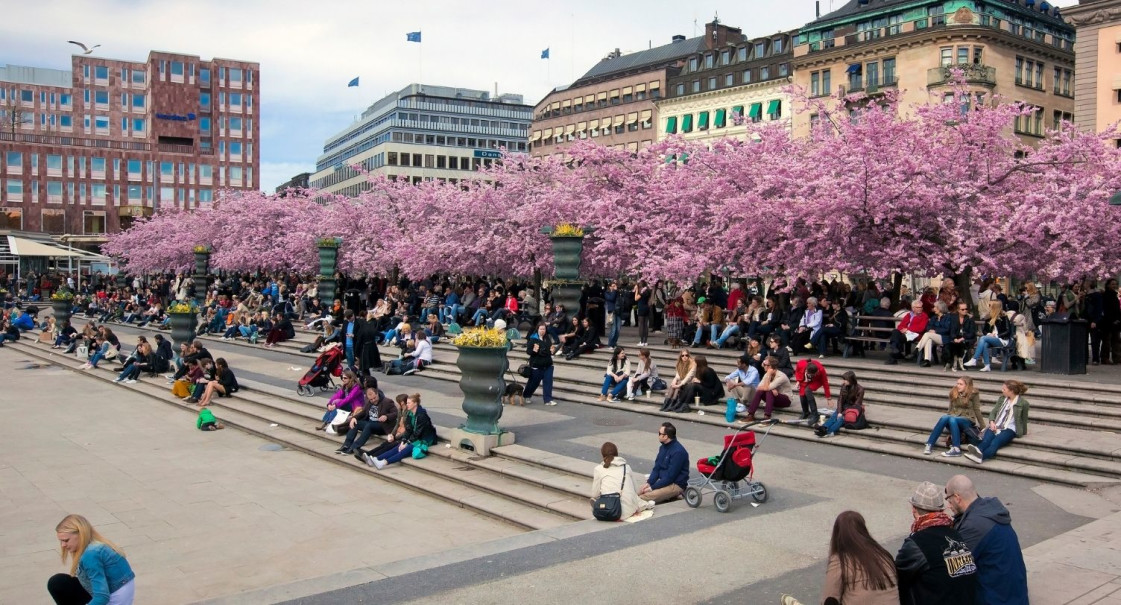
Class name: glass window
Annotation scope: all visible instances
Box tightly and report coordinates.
[95,116,109,129]
[47,155,62,170]
[704,54,714,69]
[230,166,243,181]
[132,118,145,132]
[95,90,108,104]
[5,152,21,168]
[779,63,789,77]
[229,68,243,82]
[60,93,71,107]
[48,181,63,196]
[811,72,820,96]
[132,94,145,108]
[21,90,33,102]
[60,115,72,127]
[230,117,242,130]
[883,59,895,84]
[725,73,734,86]
[92,184,106,199]
[6,180,23,195]
[773,38,784,53]
[743,69,752,83]
[761,66,770,79]
[755,42,765,57]
[91,157,105,172]
[200,68,210,83]
[200,165,212,178]
[95,65,108,79]
[128,159,141,174]
[708,77,717,90]
[867,61,880,88]
[957,47,969,64]
[941,47,953,67]
[230,141,242,155]
[128,184,142,199]
[171,61,184,76]
[132,70,145,84]
[692,81,700,93]
[160,162,173,176]
[199,189,213,203]
[688,57,698,72]
[200,117,210,132]
[160,187,174,201]
[737,47,747,61]
[200,92,210,108]
[230,92,242,107]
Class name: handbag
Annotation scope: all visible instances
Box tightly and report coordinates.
[517,364,531,379]
[593,465,627,521]
[650,377,668,392]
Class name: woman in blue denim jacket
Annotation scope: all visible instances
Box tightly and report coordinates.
[49,514,135,605]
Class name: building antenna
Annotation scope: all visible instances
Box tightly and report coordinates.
[570,12,575,83]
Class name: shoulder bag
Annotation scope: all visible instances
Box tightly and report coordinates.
[592,465,626,521]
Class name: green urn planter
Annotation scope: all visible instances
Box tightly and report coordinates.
[168,312,198,349]
[51,299,73,328]
[455,346,507,435]
[193,249,210,304]
[317,238,341,306]
[541,225,593,317]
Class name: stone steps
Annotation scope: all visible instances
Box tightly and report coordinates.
[5,339,596,531]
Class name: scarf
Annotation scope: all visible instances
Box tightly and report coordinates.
[911,511,953,534]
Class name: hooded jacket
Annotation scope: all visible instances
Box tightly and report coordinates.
[954,497,1029,605]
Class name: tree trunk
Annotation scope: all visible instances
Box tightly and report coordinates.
[890,272,904,309]
[953,266,975,310]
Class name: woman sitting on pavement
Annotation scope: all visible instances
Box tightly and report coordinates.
[191,358,239,407]
[554,315,581,355]
[172,358,203,399]
[80,336,112,370]
[745,356,794,422]
[362,392,438,470]
[423,313,445,344]
[683,354,724,406]
[964,380,1030,464]
[915,301,953,367]
[763,335,794,378]
[814,371,867,438]
[598,347,631,402]
[963,300,1013,372]
[562,317,600,360]
[660,349,697,413]
[317,370,364,434]
[590,442,654,520]
[52,321,78,350]
[264,312,295,347]
[626,348,658,400]
[114,340,153,384]
[388,331,432,375]
[784,510,897,605]
[338,379,400,455]
[922,376,985,458]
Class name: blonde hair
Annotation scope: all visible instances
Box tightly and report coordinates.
[987,300,1003,327]
[950,376,979,399]
[56,514,124,576]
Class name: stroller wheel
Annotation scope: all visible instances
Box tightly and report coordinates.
[296,385,309,396]
[751,483,769,503]
[684,486,702,509]
[713,490,732,513]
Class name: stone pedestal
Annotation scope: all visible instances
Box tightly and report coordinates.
[444,427,516,456]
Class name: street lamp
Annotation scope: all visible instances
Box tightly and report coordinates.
[1110,191,1121,206]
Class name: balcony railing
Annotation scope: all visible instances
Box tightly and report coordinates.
[0,131,150,151]
[157,143,213,155]
[928,64,997,88]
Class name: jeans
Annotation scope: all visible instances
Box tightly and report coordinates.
[117,363,143,381]
[714,324,740,348]
[376,442,415,465]
[693,324,720,345]
[823,411,844,435]
[522,365,554,403]
[345,344,355,370]
[601,375,629,398]
[342,419,389,451]
[223,325,240,338]
[470,308,489,326]
[441,304,463,324]
[636,315,649,344]
[976,429,1016,460]
[972,335,1006,365]
[607,311,621,347]
[239,325,257,338]
[89,348,108,367]
[811,325,843,355]
[926,415,970,448]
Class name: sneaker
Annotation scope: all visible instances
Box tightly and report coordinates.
[942,447,962,458]
[626,394,635,401]
[544,401,557,406]
[963,445,983,464]
[979,365,991,372]
[114,377,124,383]
[821,432,836,439]
[125,379,137,384]
[525,397,533,405]
[963,358,978,367]
[372,457,387,470]
[402,368,416,376]
[165,374,175,379]
[923,444,933,455]
[363,453,376,467]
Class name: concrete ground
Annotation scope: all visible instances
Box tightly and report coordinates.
[6,322,1121,604]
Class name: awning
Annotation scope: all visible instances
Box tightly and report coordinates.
[597,92,607,101]
[636,83,647,93]
[626,112,638,125]
[639,109,652,122]
[1113,76,1121,90]
[530,130,542,142]
[665,116,677,134]
[550,101,560,111]
[608,115,620,127]
[576,121,587,133]
[589,119,600,130]
[732,105,744,117]
[714,108,727,128]
[681,114,694,132]
[564,124,575,135]
[561,99,571,108]
[7,236,82,257]
[847,63,862,74]
[767,99,782,115]
[649,81,660,90]
[622,86,633,96]
[542,128,553,138]
[609,89,620,99]
[698,111,710,129]
[748,103,762,119]
[626,141,638,152]
[584,94,595,104]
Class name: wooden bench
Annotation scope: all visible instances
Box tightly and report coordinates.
[844,314,1017,371]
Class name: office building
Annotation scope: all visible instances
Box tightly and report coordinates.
[657,24,797,143]
[791,0,1075,138]
[1065,0,1121,144]
[0,51,260,244]
[309,84,532,195]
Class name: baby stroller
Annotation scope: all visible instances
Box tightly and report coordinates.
[685,419,778,513]
[296,344,344,396]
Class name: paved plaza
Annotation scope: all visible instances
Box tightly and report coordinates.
[4,325,1121,604]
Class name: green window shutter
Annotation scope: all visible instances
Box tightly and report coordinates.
[714,109,727,128]
[767,99,781,115]
[682,114,694,132]
[748,103,762,119]
[732,105,744,118]
[698,111,709,129]
[665,116,677,134]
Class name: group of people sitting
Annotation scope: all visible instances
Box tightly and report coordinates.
[167,340,239,406]
[922,378,1029,464]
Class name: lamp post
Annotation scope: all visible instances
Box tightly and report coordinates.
[1110,191,1121,206]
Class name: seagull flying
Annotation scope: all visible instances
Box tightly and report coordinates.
[67,41,100,54]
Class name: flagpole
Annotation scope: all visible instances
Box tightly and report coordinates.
[418,32,423,91]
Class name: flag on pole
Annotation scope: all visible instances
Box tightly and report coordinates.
[406,31,422,42]
[541,48,550,59]
[347,77,359,87]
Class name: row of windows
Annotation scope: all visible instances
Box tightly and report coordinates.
[538,83,661,120]
[3,153,221,183]
[682,37,790,76]
[386,152,492,170]
[81,61,254,88]
[0,89,74,108]
[673,63,790,97]
[843,58,898,93]
[1,180,216,205]
[389,130,527,152]
[396,112,522,131]
[1012,106,1073,137]
[0,210,124,236]
[665,101,784,135]
[1013,58,1075,97]
[534,120,653,146]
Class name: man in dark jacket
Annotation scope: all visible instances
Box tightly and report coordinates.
[896,481,978,605]
[639,422,689,504]
[945,475,1028,605]
[346,378,400,457]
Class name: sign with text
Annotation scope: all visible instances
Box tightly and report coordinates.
[155,112,197,121]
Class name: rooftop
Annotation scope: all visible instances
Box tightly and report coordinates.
[575,35,709,84]
[811,0,1070,27]
[0,64,72,88]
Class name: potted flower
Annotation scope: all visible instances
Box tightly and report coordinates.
[50,289,75,327]
[167,299,200,347]
[316,237,342,306]
[452,327,510,435]
[540,224,593,281]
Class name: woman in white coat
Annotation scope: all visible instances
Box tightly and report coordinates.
[590,442,655,520]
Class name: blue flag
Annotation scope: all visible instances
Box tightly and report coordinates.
[406,31,422,43]
[347,77,359,87]
[541,48,549,59]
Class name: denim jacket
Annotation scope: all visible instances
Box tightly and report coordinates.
[77,543,135,604]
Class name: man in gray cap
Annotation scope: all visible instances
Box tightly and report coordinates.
[895,481,978,605]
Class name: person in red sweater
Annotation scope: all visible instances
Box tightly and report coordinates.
[886,300,929,365]
[795,358,832,420]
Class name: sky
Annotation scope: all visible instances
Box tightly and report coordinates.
[1,0,1080,192]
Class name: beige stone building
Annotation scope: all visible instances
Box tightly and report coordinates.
[791,0,1075,138]
[1065,0,1121,143]
[656,27,796,143]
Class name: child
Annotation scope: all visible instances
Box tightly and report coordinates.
[196,407,225,431]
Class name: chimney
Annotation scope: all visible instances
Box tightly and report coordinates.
[704,20,740,50]
[816,0,821,18]
[671,34,686,43]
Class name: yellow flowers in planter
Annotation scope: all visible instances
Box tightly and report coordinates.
[193,245,211,253]
[167,300,200,314]
[452,327,508,348]
[551,223,585,237]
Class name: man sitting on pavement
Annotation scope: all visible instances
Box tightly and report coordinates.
[638,422,689,504]
[895,481,978,605]
[724,355,760,408]
[944,475,1028,605]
